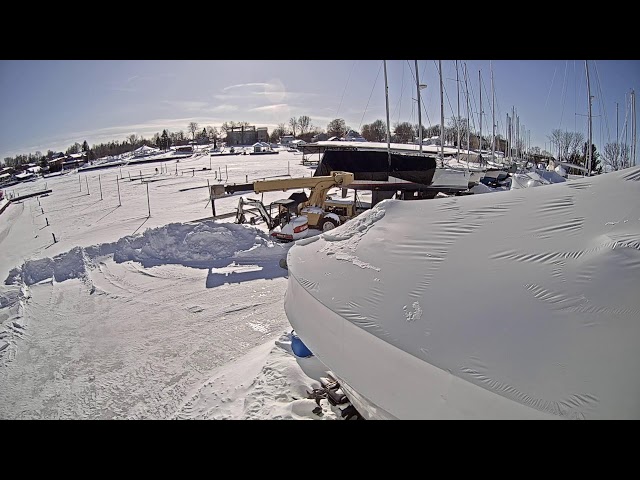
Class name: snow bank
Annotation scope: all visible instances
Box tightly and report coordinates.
[5,221,289,288]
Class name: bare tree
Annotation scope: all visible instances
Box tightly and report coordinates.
[568,132,585,159]
[127,134,138,147]
[326,118,347,137]
[188,122,199,141]
[298,116,311,136]
[447,116,469,148]
[361,120,386,142]
[206,126,218,142]
[393,121,414,143]
[289,117,298,137]
[603,142,630,171]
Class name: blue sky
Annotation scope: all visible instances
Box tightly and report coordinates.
[1,60,638,160]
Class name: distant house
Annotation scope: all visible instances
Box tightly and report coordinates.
[251,142,273,153]
[133,144,159,158]
[311,132,329,142]
[342,130,366,142]
[48,157,64,173]
[62,153,87,170]
[15,171,36,182]
[280,135,295,145]
[173,145,194,155]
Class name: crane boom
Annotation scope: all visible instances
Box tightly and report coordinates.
[252,171,354,207]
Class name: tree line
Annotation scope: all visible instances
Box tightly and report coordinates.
[2,116,627,173]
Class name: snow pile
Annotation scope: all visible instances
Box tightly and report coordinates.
[173,332,338,420]
[469,183,496,194]
[5,221,288,288]
[112,221,278,268]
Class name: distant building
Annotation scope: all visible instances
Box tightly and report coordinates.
[312,132,329,142]
[280,135,295,145]
[226,125,269,146]
[48,158,64,173]
[256,127,269,143]
[342,130,366,142]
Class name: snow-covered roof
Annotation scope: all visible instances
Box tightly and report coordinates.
[284,166,640,420]
[15,171,34,179]
[134,145,158,153]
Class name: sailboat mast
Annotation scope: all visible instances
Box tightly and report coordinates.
[456,60,460,159]
[439,60,445,165]
[384,60,391,167]
[632,89,636,166]
[465,63,470,155]
[585,60,592,176]
[491,61,495,162]
[479,70,482,156]
[616,102,619,168]
[415,60,422,154]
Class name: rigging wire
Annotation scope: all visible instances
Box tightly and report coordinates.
[406,60,432,129]
[433,60,458,138]
[544,65,558,112]
[558,60,569,130]
[466,65,479,134]
[593,60,612,145]
[336,60,356,118]
[574,60,577,132]
[390,60,406,125]
[358,60,383,132]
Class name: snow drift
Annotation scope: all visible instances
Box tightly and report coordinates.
[5,221,289,289]
[284,167,640,419]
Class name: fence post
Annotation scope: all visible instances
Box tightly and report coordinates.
[146,182,151,217]
[117,176,121,206]
[99,174,103,200]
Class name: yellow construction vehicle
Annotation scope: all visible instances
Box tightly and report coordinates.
[235,171,357,241]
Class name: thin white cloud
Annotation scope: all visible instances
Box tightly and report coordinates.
[210,104,239,113]
[223,82,272,91]
[162,100,209,111]
[250,104,289,112]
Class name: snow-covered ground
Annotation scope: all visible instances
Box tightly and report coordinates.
[3,147,625,419]
[0,149,342,420]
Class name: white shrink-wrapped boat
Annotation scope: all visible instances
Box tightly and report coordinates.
[283,167,640,419]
